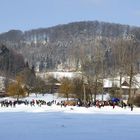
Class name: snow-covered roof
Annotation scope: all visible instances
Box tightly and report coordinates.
[36,71,82,80]
[103,75,140,89]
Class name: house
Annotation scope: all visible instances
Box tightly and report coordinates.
[103,74,140,98]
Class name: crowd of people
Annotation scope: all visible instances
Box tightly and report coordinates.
[0,98,134,111]
[57,99,134,111]
[0,99,48,108]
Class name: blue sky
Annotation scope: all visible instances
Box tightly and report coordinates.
[0,0,140,33]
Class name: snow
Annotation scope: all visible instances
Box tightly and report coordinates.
[103,74,140,89]
[0,112,140,140]
[0,93,139,114]
[0,94,140,140]
[0,103,140,115]
[36,71,82,80]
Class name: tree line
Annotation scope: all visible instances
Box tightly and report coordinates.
[2,34,140,106]
[58,35,140,105]
[1,21,140,71]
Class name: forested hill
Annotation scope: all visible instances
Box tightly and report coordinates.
[1,21,140,42]
[0,44,25,76]
[0,21,140,72]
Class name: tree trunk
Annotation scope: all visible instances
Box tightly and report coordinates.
[66,93,69,101]
[17,94,19,101]
[94,77,98,102]
[119,72,122,96]
[128,65,133,104]
[83,83,86,105]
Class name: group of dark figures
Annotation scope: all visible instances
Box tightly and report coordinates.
[94,100,134,111]
[58,99,134,111]
[0,99,134,111]
[0,99,52,108]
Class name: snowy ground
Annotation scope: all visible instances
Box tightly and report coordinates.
[0,93,139,114]
[0,113,140,140]
[0,94,140,140]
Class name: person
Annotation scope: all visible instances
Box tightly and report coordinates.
[130,104,133,111]
[113,102,115,109]
[60,101,63,107]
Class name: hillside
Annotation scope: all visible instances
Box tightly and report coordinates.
[0,21,140,72]
[0,44,25,76]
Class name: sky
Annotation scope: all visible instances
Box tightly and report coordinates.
[0,0,140,33]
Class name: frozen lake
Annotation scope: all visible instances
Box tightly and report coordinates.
[0,112,139,140]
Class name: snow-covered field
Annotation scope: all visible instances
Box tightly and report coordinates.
[0,113,140,140]
[0,93,139,114]
[0,94,140,140]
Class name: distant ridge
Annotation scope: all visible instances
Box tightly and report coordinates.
[0,20,140,72]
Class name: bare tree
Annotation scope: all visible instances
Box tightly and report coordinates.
[125,35,140,104]
[81,39,105,102]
